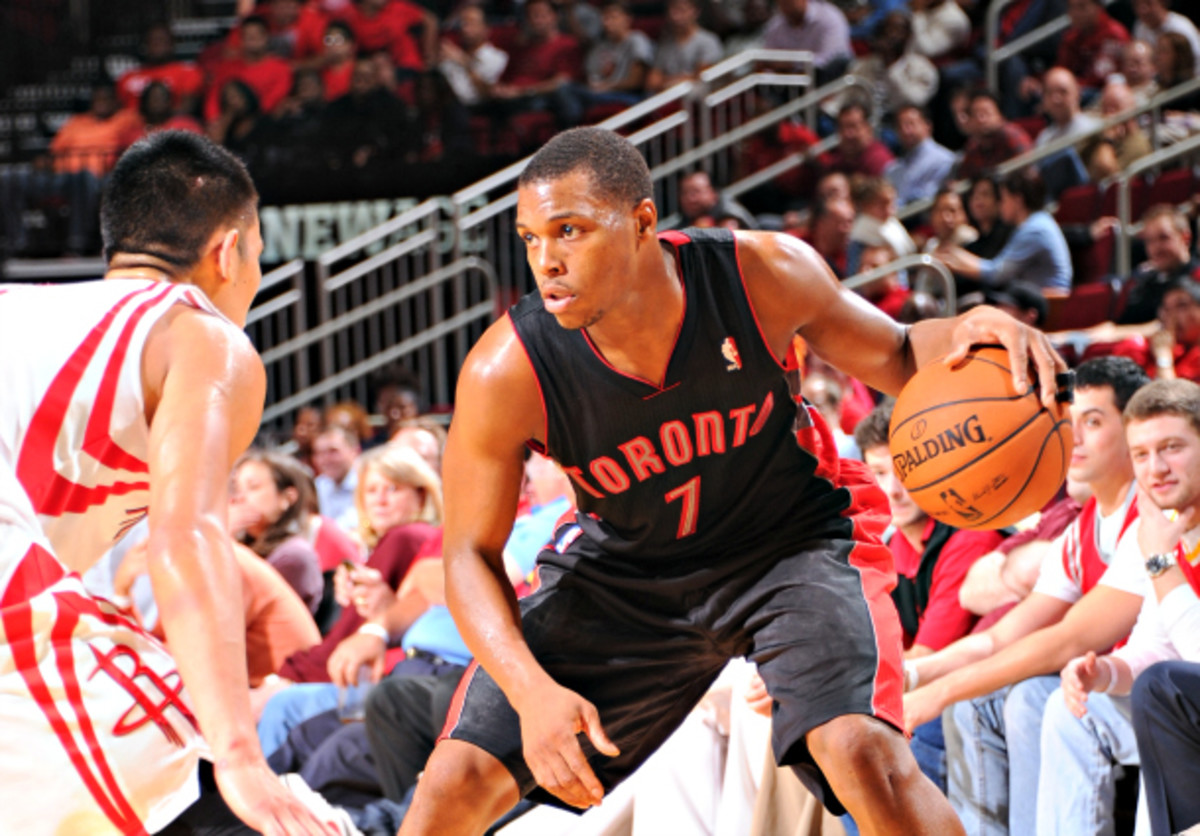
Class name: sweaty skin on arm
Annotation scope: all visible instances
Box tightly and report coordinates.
[731,232,1065,406]
[142,307,332,836]
[903,584,1142,731]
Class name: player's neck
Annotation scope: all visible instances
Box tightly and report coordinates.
[583,244,684,385]
[105,254,180,284]
[1093,474,1133,517]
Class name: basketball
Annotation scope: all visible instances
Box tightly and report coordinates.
[888,345,1072,531]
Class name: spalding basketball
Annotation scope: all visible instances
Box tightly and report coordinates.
[888,345,1072,531]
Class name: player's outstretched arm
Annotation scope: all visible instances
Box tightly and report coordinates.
[733,231,1065,406]
[443,317,619,810]
[142,308,334,835]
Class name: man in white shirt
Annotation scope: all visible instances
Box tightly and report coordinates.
[313,426,361,533]
[1132,0,1200,76]
[1048,379,1200,835]
[439,5,509,107]
[903,356,1150,836]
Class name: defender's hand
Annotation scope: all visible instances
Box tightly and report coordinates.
[214,758,339,835]
[518,682,620,809]
[944,305,1067,410]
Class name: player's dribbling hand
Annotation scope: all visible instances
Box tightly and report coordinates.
[518,682,620,810]
[944,305,1067,411]
[215,758,340,835]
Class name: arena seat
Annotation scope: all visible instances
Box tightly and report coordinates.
[1147,167,1196,208]
[1054,183,1101,225]
[1043,281,1117,331]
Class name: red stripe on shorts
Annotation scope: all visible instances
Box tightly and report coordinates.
[437,660,481,743]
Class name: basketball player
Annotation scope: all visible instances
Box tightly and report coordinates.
[0,132,335,834]
[394,128,1065,835]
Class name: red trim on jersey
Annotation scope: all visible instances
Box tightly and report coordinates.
[838,458,904,732]
[437,660,481,743]
[731,234,787,371]
[657,231,692,247]
[508,311,551,455]
[0,552,146,833]
[0,542,65,606]
[16,285,163,516]
[82,287,177,474]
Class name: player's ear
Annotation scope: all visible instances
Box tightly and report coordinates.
[215,227,242,285]
[634,199,657,239]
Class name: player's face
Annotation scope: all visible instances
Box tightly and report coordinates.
[864,446,926,528]
[362,468,423,533]
[1128,415,1200,513]
[1068,386,1130,486]
[516,169,644,330]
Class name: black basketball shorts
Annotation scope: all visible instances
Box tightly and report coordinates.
[438,508,905,815]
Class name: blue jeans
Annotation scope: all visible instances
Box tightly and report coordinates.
[947,675,1058,835]
[1036,689,1139,836]
[258,683,339,756]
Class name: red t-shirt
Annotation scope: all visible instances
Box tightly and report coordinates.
[339,0,428,71]
[116,61,206,109]
[891,519,1004,651]
[1055,11,1129,90]
[322,60,354,100]
[501,33,581,86]
[225,2,330,60]
[204,55,295,121]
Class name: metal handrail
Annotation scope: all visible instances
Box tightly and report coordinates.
[985,0,1114,93]
[1113,133,1200,275]
[843,253,958,314]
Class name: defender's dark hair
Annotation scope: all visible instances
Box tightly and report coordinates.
[1074,355,1150,412]
[518,127,653,208]
[854,401,895,453]
[100,131,258,268]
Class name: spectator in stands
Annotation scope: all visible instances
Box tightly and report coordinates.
[761,0,852,78]
[936,168,1073,294]
[390,419,446,474]
[798,196,855,277]
[116,22,205,113]
[1118,204,1199,324]
[207,80,272,168]
[305,20,357,101]
[572,0,653,108]
[849,176,916,274]
[291,405,325,473]
[1122,39,1160,103]
[204,16,295,121]
[551,0,603,46]
[314,426,362,533]
[231,451,325,614]
[887,105,956,208]
[49,79,138,178]
[954,90,1034,184]
[1037,67,1102,147]
[1054,0,1130,97]
[1040,379,1200,835]
[1132,0,1200,74]
[327,400,376,447]
[922,187,978,253]
[644,0,723,93]
[844,12,939,122]
[821,101,895,185]
[987,280,1050,327]
[909,0,971,62]
[254,0,330,61]
[721,0,773,56]
[1084,80,1152,181]
[124,81,203,145]
[677,170,757,229]
[856,403,1006,795]
[321,54,415,169]
[488,0,582,129]
[269,69,330,170]
[437,5,508,108]
[1156,31,1200,111]
[370,363,426,436]
[1150,278,1200,381]
[964,175,1014,260]
[340,0,437,78]
[855,243,910,319]
[903,356,1148,836]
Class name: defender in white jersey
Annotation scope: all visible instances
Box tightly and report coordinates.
[0,132,334,835]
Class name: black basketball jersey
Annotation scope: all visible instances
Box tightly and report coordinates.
[509,228,852,585]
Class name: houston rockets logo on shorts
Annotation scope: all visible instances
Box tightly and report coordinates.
[721,337,742,371]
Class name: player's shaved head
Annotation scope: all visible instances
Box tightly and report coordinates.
[101,130,258,270]
[519,127,653,210]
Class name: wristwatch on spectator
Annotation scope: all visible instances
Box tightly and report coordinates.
[1145,551,1178,578]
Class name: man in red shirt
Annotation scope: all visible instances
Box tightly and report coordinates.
[116,23,206,112]
[954,91,1033,182]
[822,101,895,181]
[227,0,331,61]
[340,0,438,76]
[1055,0,1129,94]
[204,16,295,121]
